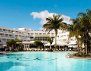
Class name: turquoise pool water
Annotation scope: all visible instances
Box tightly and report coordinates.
[0,51,91,71]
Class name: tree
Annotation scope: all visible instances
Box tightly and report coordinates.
[68,18,82,50]
[78,10,91,54]
[68,9,91,55]
[43,15,67,48]
[47,37,53,50]
[34,40,44,49]
[6,38,23,51]
[6,39,16,51]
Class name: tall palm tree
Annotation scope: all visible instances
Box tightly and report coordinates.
[68,9,91,54]
[43,15,67,48]
[68,19,82,52]
[78,10,91,54]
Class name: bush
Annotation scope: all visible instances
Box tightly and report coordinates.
[73,52,90,57]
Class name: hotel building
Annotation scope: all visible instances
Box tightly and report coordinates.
[0,27,77,49]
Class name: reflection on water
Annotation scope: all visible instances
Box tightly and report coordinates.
[0,52,91,71]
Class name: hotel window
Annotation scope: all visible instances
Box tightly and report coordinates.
[30,37,33,39]
[57,36,59,37]
[9,34,13,37]
[8,30,11,32]
[3,29,6,31]
[5,34,8,37]
[0,33,4,36]
[63,39,67,41]
[15,35,18,37]
[43,33,46,35]
[28,33,30,35]
[0,28,2,31]
[11,30,13,33]
[3,39,6,41]
[52,33,54,35]
[47,33,50,35]
[39,33,42,35]
[31,33,34,35]
[35,33,38,35]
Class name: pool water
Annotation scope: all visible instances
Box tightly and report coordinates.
[0,51,91,71]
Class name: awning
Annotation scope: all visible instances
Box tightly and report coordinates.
[22,41,34,44]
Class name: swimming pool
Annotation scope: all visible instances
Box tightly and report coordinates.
[0,51,91,71]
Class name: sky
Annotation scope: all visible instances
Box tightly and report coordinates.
[0,0,91,30]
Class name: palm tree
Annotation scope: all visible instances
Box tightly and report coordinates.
[68,19,82,52]
[47,37,53,50]
[78,9,91,54]
[43,15,67,48]
[68,9,91,55]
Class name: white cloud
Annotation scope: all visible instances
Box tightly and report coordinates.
[31,10,72,25]
[61,15,73,24]
[31,10,56,25]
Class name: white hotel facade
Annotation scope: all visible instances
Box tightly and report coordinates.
[0,27,77,48]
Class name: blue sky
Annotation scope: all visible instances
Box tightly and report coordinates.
[0,0,91,30]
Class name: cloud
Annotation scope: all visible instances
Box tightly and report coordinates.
[61,15,73,24]
[31,10,72,25]
[31,10,56,25]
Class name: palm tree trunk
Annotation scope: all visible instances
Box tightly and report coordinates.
[77,38,81,53]
[85,40,89,55]
[85,43,88,55]
[84,41,88,55]
[50,44,51,50]
[55,30,57,50]
[85,33,88,55]
[55,35,57,47]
